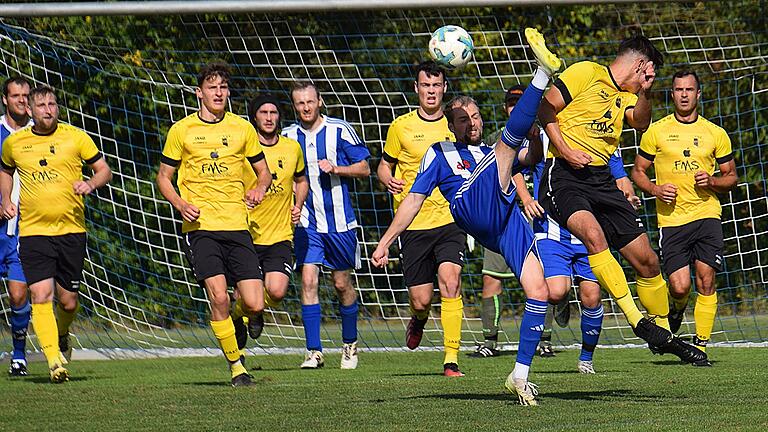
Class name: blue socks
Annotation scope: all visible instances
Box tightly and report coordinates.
[301,303,322,351]
[580,304,604,361]
[501,83,546,148]
[10,301,30,361]
[339,301,358,344]
[516,299,548,367]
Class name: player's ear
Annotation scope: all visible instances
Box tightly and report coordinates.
[195,86,203,100]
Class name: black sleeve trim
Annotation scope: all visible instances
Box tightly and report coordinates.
[625,105,636,111]
[382,152,398,163]
[294,168,306,178]
[553,78,572,106]
[0,161,15,171]
[160,155,180,167]
[716,153,734,165]
[637,149,655,161]
[246,152,266,164]
[84,152,103,165]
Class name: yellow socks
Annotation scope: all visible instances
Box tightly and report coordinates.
[410,301,431,321]
[671,292,689,313]
[210,317,247,377]
[636,274,670,330]
[441,296,463,365]
[264,287,281,309]
[588,249,644,327]
[231,298,246,321]
[32,302,61,368]
[694,293,718,352]
[56,302,77,336]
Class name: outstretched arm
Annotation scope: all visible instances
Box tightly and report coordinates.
[371,193,427,267]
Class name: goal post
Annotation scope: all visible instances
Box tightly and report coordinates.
[0,0,766,358]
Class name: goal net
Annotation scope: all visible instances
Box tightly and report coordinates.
[0,0,766,358]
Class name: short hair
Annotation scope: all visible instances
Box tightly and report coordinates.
[290,81,320,101]
[617,35,664,69]
[248,93,282,129]
[672,69,701,90]
[445,95,478,124]
[197,62,230,87]
[414,60,446,82]
[3,76,31,97]
[28,85,56,103]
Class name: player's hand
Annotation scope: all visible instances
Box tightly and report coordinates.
[385,177,406,195]
[318,159,336,175]
[626,193,642,210]
[694,171,712,188]
[522,198,544,220]
[371,245,390,268]
[563,148,592,169]
[178,201,200,222]
[1,201,17,220]
[73,180,95,195]
[653,183,677,204]
[291,205,302,224]
[244,187,267,208]
[640,61,656,92]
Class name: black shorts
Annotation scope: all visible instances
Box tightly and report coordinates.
[254,240,292,277]
[19,233,87,291]
[399,223,466,287]
[660,218,724,275]
[182,230,262,283]
[539,158,644,250]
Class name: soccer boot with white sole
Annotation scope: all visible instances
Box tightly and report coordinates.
[524,27,562,76]
[505,373,539,406]
[340,342,359,370]
[300,350,325,369]
[577,360,596,374]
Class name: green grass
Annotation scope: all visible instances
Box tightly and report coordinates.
[2,348,768,431]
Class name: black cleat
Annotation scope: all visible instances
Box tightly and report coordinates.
[231,372,255,387]
[405,316,428,350]
[59,333,72,362]
[468,345,500,358]
[538,342,556,358]
[632,317,673,347]
[234,317,247,351]
[692,358,712,367]
[554,297,571,328]
[248,312,265,340]
[668,307,685,334]
[650,336,708,364]
[8,360,28,376]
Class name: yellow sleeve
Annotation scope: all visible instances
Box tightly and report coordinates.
[161,123,184,163]
[244,123,264,160]
[382,120,401,161]
[78,131,101,163]
[555,61,596,104]
[714,127,733,161]
[1,135,15,169]
[294,141,306,176]
[638,127,657,160]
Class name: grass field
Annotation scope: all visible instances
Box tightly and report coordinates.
[2,348,768,431]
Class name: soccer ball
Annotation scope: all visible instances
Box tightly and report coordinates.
[428,25,474,69]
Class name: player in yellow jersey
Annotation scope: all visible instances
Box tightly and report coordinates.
[538,35,706,363]
[156,63,272,386]
[632,70,737,365]
[377,61,466,376]
[0,85,113,383]
[235,94,308,346]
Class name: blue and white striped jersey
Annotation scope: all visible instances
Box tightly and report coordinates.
[410,141,492,203]
[282,116,370,234]
[0,115,31,236]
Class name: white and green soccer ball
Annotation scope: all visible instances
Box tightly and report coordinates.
[428,25,474,69]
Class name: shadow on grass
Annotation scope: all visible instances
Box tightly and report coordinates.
[392,372,446,377]
[27,376,91,384]
[404,388,658,402]
[465,350,518,358]
[185,376,275,387]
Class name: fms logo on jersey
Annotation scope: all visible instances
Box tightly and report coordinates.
[201,150,229,176]
[32,157,60,183]
[673,147,700,172]
[589,110,615,135]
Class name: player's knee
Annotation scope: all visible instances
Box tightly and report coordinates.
[696,274,716,296]
[579,288,601,309]
[636,253,661,278]
[581,229,609,253]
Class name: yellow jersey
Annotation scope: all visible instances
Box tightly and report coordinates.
[383,110,455,231]
[162,112,264,233]
[1,124,101,237]
[551,61,639,165]
[639,113,733,227]
[244,135,305,245]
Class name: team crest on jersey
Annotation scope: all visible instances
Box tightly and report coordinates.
[221,136,228,146]
[278,159,284,169]
[455,159,470,170]
[693,137,699,147]
[49,144,56,154]
[615,97,622,108]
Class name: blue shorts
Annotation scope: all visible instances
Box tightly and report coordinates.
[451,156,536,278]
[536,236,596,282]
[0,230,25,283]
[294,227,360,271]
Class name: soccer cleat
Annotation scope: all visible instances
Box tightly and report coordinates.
[668,307,685,334]
[554,298,571,328]
[300,350,325,369]
[692,358,712,367]
[231,372,255,387]
[234,317,247,351]
[505,373,539,406]
[340,342,359,370]
[49,363,69,384]
[649,336,708,364]
[524,27,562,76]
[59,333,72,363]
[443,363,465,377]
[538,341,555,358]
[632,317,674,347]
[405,316,428,350]
[577,360,596,374]
[8,359,28,377]
[248,312,265,340]
[469,345,500,358]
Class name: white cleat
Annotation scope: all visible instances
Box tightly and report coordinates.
[525,27,562,76]
[578,360,596,374]
[505,373,539,406]
[340,342,359,370]
[300,350,325,369]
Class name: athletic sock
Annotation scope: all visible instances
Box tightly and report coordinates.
[579,304,604,361]
[531,67,550,89]
[501,83,546,148]
[513,299,547,380]
[636,274,670,330]
[339,301,359,344]
[481,295,500,348]
[10,301,30,361]
[56,302,77,336]
[31,302,60,368]
[588,249,644,327]
[441,296,463,365]
[694,293,718,352]
[671,292,689,313]
[410,300,430,321]
[264,287,281,309]
[231,298,246,320]
[210,317,241,363]
[301,303,322,351]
